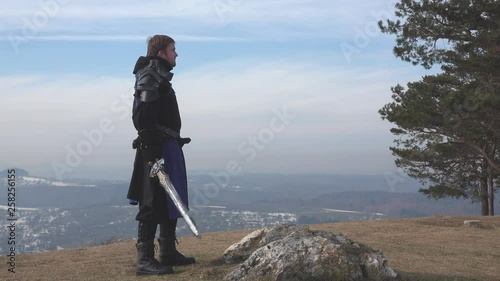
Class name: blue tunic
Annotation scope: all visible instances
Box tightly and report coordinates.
[162,140,188,219]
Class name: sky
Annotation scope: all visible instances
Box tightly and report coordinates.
[0,0,435,180]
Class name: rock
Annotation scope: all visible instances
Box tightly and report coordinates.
[464,220,481,227]
[223,224,309,264]
[223,224,401,281]
[222,228,268,264]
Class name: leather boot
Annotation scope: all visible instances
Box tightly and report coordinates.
[158,236,196,266]
[136,239,173,275]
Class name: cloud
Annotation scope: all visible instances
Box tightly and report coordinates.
[0,0,378,22]
[0,0,398,41]
[0,34,250,42]
[1,55,423,177]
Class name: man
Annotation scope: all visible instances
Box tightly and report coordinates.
[127,35,195,276]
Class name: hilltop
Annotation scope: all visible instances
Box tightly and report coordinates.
[1,216,499,281]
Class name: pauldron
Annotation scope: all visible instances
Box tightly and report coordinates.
[134,59,173,102]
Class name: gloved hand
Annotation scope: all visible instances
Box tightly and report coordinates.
[132,137,141,149]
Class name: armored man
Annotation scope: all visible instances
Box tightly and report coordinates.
[127,35,195,276]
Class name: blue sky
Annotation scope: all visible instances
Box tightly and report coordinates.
[0,0,434,180]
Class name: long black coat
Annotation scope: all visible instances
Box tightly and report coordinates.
[127,56,188,219]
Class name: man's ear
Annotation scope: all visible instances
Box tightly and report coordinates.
[157,49,165,57]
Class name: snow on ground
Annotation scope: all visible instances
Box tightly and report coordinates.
[0,205,39,211]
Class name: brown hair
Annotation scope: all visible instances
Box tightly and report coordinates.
[146,35,175,56]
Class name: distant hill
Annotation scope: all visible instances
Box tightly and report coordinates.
[0,216,498,281]
[0,172,496,255]
[0,168,29,177]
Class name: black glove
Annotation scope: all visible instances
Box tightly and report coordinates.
[132,137,141,149]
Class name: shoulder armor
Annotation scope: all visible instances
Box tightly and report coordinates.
[134,59,173,103]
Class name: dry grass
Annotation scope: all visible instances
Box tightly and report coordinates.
[1,216,499,281]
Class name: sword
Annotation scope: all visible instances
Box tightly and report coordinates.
[150,158,201,239]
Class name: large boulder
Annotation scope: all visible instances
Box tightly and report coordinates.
[223,224,401,281]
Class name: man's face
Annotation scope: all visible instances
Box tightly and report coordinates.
[158,43,177,67]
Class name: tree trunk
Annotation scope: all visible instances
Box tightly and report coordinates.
[463,141,500,175]
[480,171,489,216]
[488,170,494,216]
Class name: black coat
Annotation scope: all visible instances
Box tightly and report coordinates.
[127,56,184,208]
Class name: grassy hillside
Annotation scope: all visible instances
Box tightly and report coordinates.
[1,216,499,281]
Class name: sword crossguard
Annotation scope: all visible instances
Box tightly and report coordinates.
[149,158,165,178]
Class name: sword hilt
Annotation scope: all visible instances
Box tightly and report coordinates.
[149,158,165,178]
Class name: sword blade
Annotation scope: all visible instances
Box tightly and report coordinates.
[156,170,201,239]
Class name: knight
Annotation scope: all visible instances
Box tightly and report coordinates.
[127,34,195,276]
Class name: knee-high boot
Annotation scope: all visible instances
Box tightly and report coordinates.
[136,222,173,275]
[158,219,196,266]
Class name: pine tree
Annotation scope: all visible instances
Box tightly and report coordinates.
[379,0,500,215]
